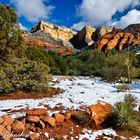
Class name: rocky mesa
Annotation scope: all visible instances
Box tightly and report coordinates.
[23,21,140,55]
[23,21,77,56]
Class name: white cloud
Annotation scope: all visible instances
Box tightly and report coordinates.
[110,9,140,28]
[78,0,139,25]
[72,0,140,30]
[71,21,89,30]
[11,0,55,22]
[19,23,28,31]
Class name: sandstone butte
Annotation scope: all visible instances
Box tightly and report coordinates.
[23,21,140,55]
[31,21,77,42]
[97,29,140,52]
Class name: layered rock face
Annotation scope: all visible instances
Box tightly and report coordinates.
[23,27,74,56]
[70,26,96,49]
[97,24,140,52]
[31,21,77,42]
[97,26,114,39]
[70,26,114,49]
[23,21,140,55]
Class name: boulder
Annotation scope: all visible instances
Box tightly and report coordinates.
[26,116,40,123]
[41,116,56,127]
[39,120,45,129]
[1,115,14,127]
[26,108,48,116]
[29,133,40,140]
[64,112,72,120]
[0,125,11,140]
[0,117,4,124]
[5,124,11,132]
[25,123,36,132]
[86,101,112,127]
[53,113,65,123]
[11,120,25,134]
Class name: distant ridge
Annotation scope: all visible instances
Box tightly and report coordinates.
[23,21,140,55]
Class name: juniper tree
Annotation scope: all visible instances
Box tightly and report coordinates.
[0,4,51,93]
[0,4,22,62]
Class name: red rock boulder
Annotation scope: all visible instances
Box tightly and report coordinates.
[86,101,112,127]
[26,108,48,116]
[53,113,65,124]
[41,116,56,127]
[11,120,25,134]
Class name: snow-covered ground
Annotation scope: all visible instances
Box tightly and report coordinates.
[0,76,140,140]
[0,76,140,115]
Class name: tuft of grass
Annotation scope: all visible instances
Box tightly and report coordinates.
[111,94,140,135]
[117,85,130,92]
[72,110,90,126]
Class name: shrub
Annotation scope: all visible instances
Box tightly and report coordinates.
[72,111,90,126]
[136,54,140,68]
[117,85,130,92]
[101,66,125,82]
[130,67,140,79]
[0,58,51,93]
[111,94,140,135]
[124,94,138,108]
[25,46,49,65]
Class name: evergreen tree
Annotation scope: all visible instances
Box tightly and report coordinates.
[0,4,22,62]
[0,4,51,93]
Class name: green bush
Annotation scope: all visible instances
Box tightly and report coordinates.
[117,85,130,92]
[124,94,138,108]
[25,46,49,65]
[130,67,140,79]
[136,54,140,68]
[48,51,69,75]
[111,94,140,134]
[0,58,51,93]
[101,66,125,82]
[101,51,138,82]
[25,46,140,80]
[77,49,107,76]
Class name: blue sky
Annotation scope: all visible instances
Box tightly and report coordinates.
[1,0,140,30]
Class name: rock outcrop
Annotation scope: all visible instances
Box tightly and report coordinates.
[31,21,77,42]
[97,24,140,52]
[70,26,96,49]
[97,26,114,39]
[70,26,113,49]
[86,101,112,127]
[23,30,73,56]
[23,22,140,55]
